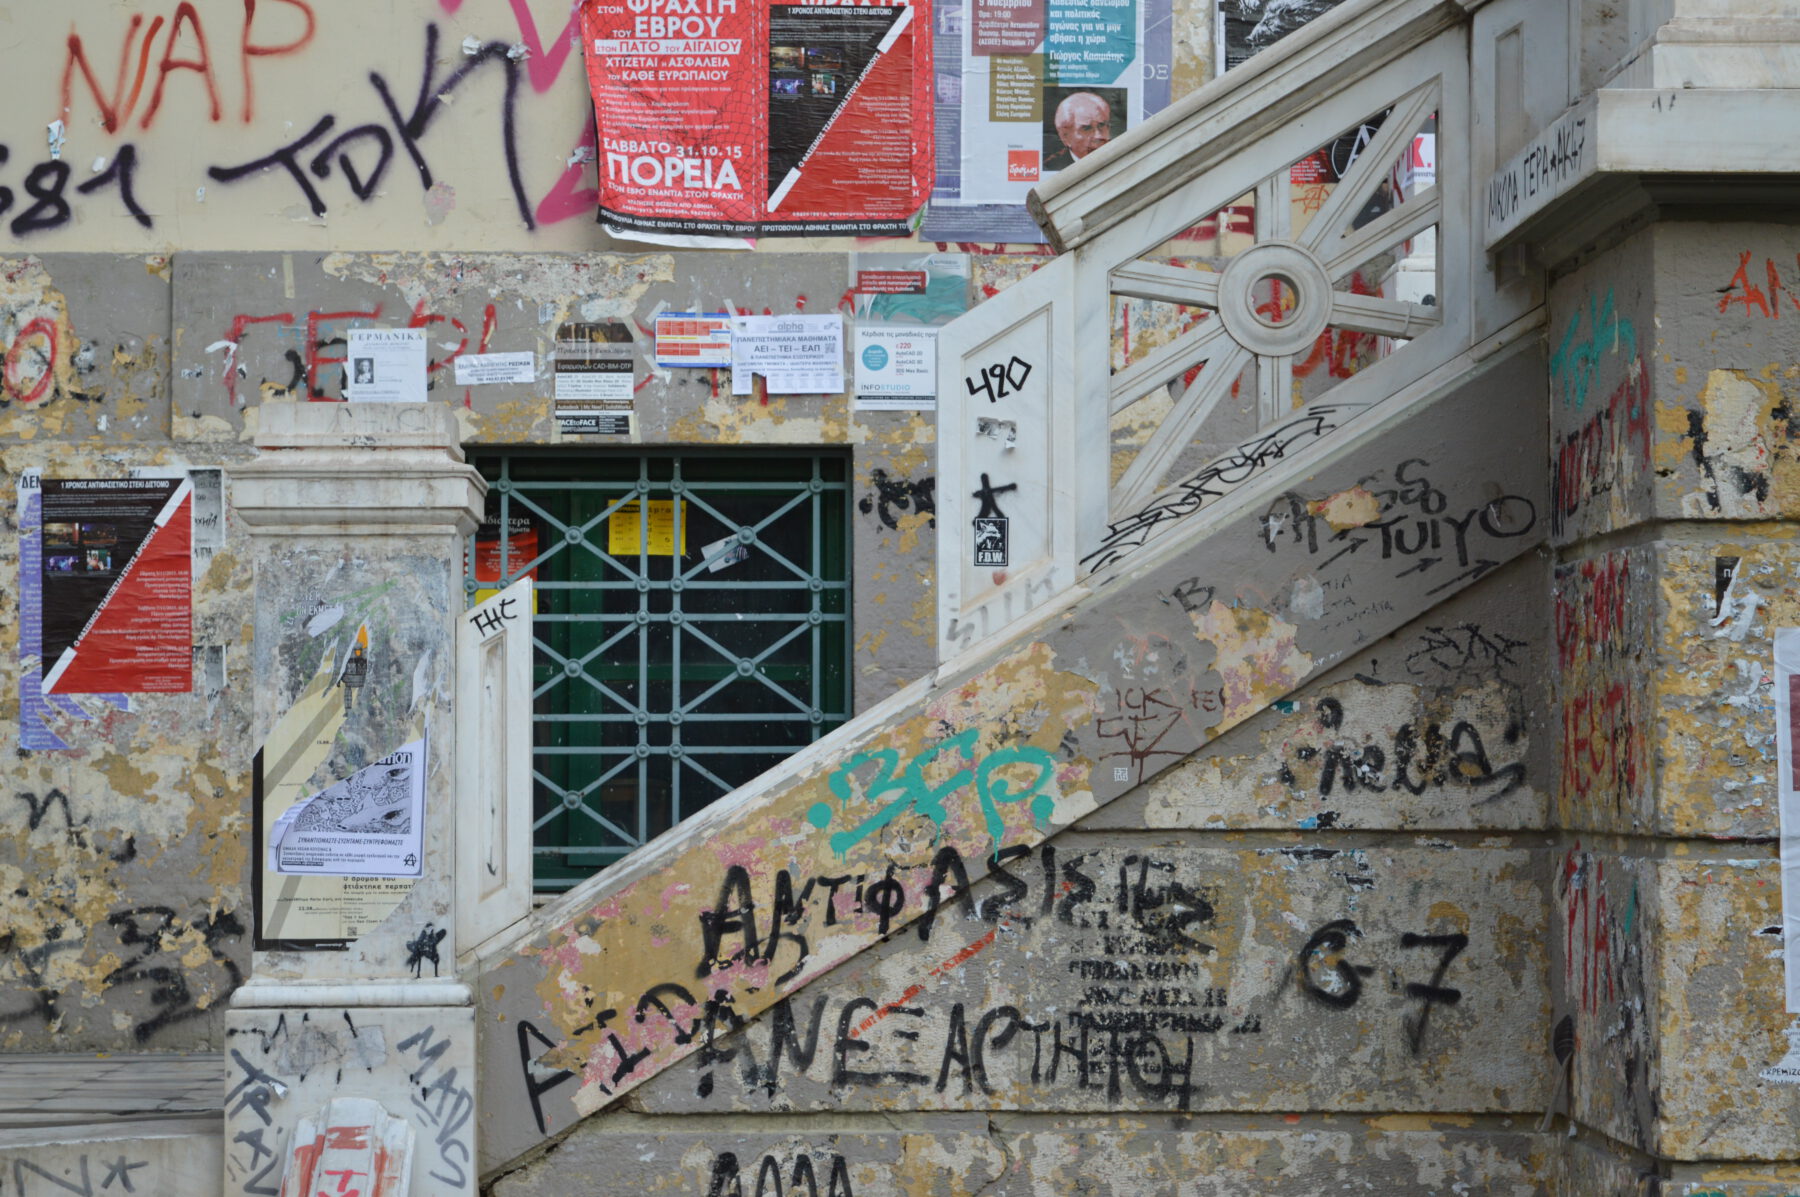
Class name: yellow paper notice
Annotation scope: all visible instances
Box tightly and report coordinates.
[608,500,687,556]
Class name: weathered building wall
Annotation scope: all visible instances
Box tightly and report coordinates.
[0,254,255,1053]
[0,248,966,1053]
[0,1,1219,256]
[1547,221,1800,1180]
[0,0,1228,1058]
[0,0,1237,1081]
[473,340,1556,1191]
[491,559,1558,1194]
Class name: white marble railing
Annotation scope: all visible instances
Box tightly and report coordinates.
[933,0,1550,665]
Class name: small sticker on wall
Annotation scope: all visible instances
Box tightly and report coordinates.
[973,516,1008,566]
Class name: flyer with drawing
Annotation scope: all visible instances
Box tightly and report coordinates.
[254,652,419,948]
[269,739,425,878]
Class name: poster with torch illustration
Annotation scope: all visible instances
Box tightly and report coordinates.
[580,0,933,240]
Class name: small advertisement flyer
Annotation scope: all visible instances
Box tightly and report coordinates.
[854,327,939,409]
[731,314,844,395]
[268,740,426,879]
[580,0,933,239]
[346,328,427,403]
[655,312,734,367]
[471,489,539,608]
[849,250,968,411]
[41,477,192,695]
[555,321,636,435]
[923,0,1173,241]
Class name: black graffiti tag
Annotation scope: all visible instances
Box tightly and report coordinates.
[964,355,1032,403]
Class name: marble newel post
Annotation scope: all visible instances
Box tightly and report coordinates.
[225,403,487,1197]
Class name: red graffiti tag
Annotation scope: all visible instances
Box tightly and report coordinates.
[2,317,59,406]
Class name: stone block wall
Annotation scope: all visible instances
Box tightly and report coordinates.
[1546,221,1800,1183]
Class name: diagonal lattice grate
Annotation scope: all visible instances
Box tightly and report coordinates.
[467,452,852,890]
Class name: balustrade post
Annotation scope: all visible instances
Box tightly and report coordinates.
[223,402,487,1197]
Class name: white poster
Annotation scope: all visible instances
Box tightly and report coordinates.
[854,326,939,410]
[731,314,845,395]
[269,737,426,878]
[924,0,1175,240]
[455,351,536,386]
[346,329,427,403]
[1777,627,1800,1012]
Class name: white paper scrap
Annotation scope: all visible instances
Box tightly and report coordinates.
[731,314,843,396]
[455,351,535,386]
[853,326,938,410]
[1778,627,1800,1011]
[346,329,427,403]
[269,737,426,877]
[700,535,750,574]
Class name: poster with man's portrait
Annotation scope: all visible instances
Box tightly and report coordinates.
[1040,85,1127,173]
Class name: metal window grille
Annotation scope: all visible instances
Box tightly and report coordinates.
[466,452,852,891]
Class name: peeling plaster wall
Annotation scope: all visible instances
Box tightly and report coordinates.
[0,1,1224,257]
[0,254,255,1053]
[168,250,948,712]
[475,342,1555,1191]
[0,248,958,1052]
[496,1115,1551,1196]
[1544,221,1800,1184]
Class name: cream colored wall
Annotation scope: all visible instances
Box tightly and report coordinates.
[2,0,1216,255]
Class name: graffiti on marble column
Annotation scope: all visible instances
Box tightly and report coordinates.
[1550,356,1650,538]
[1549,287,1636,411]
[1553,551,1647,821]
[397,1024,475,1188]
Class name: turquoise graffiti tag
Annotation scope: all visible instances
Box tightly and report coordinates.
[1549,288,1637,410]
[807,728,1060,856]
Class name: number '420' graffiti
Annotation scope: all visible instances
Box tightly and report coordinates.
[807,728,1060,856]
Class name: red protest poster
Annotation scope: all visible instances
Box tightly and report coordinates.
[41,478,192,694]
[581,0,932,238]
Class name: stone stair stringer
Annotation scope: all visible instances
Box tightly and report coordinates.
[472,328,1549,1179]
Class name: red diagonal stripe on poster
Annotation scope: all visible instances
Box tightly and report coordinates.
[768,7,920,220]
[44,485,192,695]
